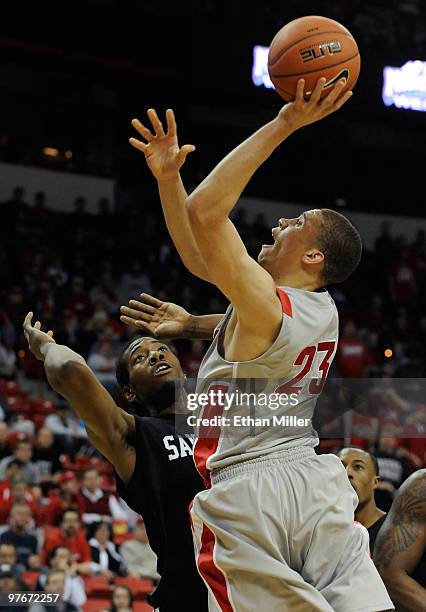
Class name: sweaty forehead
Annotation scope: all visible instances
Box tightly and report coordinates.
[126,337,162,358]
[340,448,370,464]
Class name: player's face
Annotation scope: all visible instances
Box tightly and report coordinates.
[339,449,378,507]
[125,337,184,401]
[258,210,322,274]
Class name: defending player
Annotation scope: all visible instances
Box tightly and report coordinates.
[23,313,208,612]
[128,77,393,610]
[374,469,426,611]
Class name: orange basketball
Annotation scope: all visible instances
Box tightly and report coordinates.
[268,15,360,102]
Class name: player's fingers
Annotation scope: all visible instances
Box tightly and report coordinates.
[293,79,305,108]
[147,108,165,137]
[23,312,33,330]
[324,90,353,116]
[332,89,353,111]
[120,316,154,333]
[131,118,154,142]
[47,330,54,337]
[308,77,327,106]
[321,78,347,108]
[120,305,154,321]
[128,299,156,315]
[178,144,196,164]
[166,109,177,138]
[140,292,164,308]
[129,137,148,152]
[35,321,41,330]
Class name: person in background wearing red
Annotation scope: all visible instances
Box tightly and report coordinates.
[41,509,92,572]
[44,472,84,526]
[77,468,114,530]
[336,320,373,378]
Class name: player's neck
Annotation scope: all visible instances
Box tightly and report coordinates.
[355,499,386,529]
[273,271,318,291]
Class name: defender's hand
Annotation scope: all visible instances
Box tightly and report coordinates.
[23,312,55,361]
[278,77,353,132]
[120,292,191,340]
[130,108,195,181]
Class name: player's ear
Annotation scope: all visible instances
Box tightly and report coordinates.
[372,475,380,490]
[302,248,324,266]
[123,385,137,403]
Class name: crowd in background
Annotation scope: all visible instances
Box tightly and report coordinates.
[0,185,425,607]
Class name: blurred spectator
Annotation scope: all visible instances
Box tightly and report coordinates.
[0,543,19,576]
[104,584,134,612]
[87,340,117,386]
[36,546,86,610]
[44,472,84,527]
[390,247,417,306]
[78,468,114,526]
[89,521,125,578]
[44,403,87,446]
[0,439,40,484]
[374,424,419,511]
[29,569,79,612]
[0,503,38,570]
[64,277,93,321]
[41,509,92,569]
[32,428,62,482]
[0,565,29,611]
[9,414,36,437]
[336,321,372,378]
[0,423,12,460]
[118,262,152,304]
[0,479,41,525]
[119,520,159,581]
[181,339,206,382]
[0,338,17,379]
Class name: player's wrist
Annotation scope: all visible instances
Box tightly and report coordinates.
[157,173,181,185]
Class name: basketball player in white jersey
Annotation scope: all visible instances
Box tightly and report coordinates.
[126,77,393,610]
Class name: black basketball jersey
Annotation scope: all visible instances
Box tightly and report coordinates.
[115,413,207,611]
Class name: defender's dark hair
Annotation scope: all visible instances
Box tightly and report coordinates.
[338,446,380,476]
[317,209,362,286]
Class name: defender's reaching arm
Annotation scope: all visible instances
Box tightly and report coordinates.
[373,469,426,612]
[130,108,211,282]
[120,292,223,340]
[23,313,135,483]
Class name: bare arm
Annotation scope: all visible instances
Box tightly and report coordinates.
[120,292,223,340]
[130,109,211,282]
[23,313,135,483]
[373,469,426,612]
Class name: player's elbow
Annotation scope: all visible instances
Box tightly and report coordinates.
[45,360,87,395]
[186,192,218,226]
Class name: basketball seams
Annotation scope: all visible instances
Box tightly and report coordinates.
[270,51,360,79]
[268,30,356,68]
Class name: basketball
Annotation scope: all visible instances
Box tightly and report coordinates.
[268,15,360,102]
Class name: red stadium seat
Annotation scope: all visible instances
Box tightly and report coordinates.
[6,396,31,414]
[0,380,24,397]
[113,577,154,600]
[83,599,110,612]
[21,571,41,590]
[83,576,111,598]
[134,603,154,612]
[30,399,56,415]
[32,414,46,429]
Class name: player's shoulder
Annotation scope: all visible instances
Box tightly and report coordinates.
[278,286,337,316]
[399,468,426,495]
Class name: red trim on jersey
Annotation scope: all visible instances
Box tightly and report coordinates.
[197,523,233,612]
[193,384,228,489]
[276,288,293,317]
[213,326,220,340]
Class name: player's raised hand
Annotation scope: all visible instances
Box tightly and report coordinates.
[278,77,353,131]
[130,109,196,181]
[120,292,191,340]
[23,312,56,361]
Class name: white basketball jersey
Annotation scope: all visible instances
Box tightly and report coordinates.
[193,286,339,486]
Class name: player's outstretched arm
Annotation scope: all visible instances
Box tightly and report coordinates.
[373,469,426,611]
[23,313,135,483]
[184,78,352,348]
[120,292,223,340]
[186,77,352,227]
[130,108,211,283]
